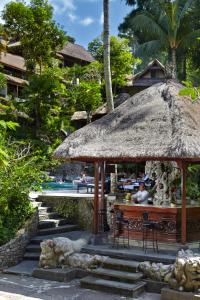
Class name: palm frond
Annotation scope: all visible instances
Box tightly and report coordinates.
[179,29,200,49]
[177,0,194,22]
[136,40,165,57]
[130,12,167,40]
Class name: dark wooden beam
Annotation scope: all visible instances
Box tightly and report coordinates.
[181,161,187,244]
[93,161,100,234]
[101,161,105,210]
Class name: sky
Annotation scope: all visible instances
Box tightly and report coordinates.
[0,0,132,49]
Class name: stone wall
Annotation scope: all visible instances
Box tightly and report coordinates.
[0,210,39,268]
[38,196,93,230]
[49,162,90,181]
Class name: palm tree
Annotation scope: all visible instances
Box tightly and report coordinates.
[103,0,114,111]
[129,0,200,79]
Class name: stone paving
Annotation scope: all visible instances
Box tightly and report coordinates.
[0,273,161,300]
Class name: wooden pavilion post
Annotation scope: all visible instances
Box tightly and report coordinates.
[180,161,187,244]
[100,161,106,232]
[93,161,100,234]
[101,161,105,210]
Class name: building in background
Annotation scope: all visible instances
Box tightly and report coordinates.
[0,52,27,98]
[123,59,166,95]
[0,41,94,98]
[71,59,166,129]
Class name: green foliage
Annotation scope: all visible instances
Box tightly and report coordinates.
[55,199,78,223]
[67,80,102,123]
[0,71,6,90]
[0,91,47,246]
[19,66,69,146]
[179,81,200,101]
[0,117,46,245]
[0,153,45,245]
[88,36,139,92]
[186,165,200,200]
[119,0,200,79]
[0,96,20,166]
[3,0,66,72]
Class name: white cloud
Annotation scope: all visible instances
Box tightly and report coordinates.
[80,17,94,26]
[49,0,76,14]
[68,12,78,22]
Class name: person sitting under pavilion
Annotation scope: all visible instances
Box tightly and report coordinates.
[131,183,149,204]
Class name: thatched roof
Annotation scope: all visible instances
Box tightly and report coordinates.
[0,53,26,72]
[5,74,28,86]
[54,81,200,162]
[8,41,94,63]
[58,42,94,63]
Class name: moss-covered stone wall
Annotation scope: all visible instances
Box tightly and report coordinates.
[0,209,38,268]
[38,196,94,230]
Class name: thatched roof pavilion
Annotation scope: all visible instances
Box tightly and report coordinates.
[54,80,200,243]
[54,81,200,162]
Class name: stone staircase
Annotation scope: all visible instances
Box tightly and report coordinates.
[4,198,86,276]
[80,257,146,297]
[23,200,79,261]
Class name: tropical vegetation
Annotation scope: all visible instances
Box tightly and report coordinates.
[0,0,200,245]
[88,36,138,95]
[120,0,200,81]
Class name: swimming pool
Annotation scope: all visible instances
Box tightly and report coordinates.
[42,182,77,190]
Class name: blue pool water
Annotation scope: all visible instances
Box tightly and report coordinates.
[42,182,77,190]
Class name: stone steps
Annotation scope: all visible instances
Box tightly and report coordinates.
[103,257,140,273]
[38,224,79,236]
[82,245,176,264]
[38,206,53,213]
[26,244,41,253]
[3,196,90,281]
[80,276,146,297]
[4,260,39,276]
[32,268,77,282]
[39,212,61,221]
[24,200,80,263]
[80,254,146,297]
[38,218,68,229]
[24,252,40,260]
[30,230,87,245]
[92,267,143,284]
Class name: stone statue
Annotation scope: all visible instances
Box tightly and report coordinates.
[145,161,180,205]
[138,250,200,292]
[138,261,173,282]
[65,253,107,270]
[168,250,200,292]
[39,237,107,270]
[39,237,87,268]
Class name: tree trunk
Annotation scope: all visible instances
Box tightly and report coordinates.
[103,0,114,112]
[171,48,177,79]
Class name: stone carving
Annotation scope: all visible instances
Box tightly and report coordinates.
[65,253,107,270]
[145,161,180,205]
[39,237,87,268]
[168,249,200,292]
[139,250,200,292]
[138,261,173,282]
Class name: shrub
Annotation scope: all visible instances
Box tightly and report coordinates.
[0,153,45,246]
